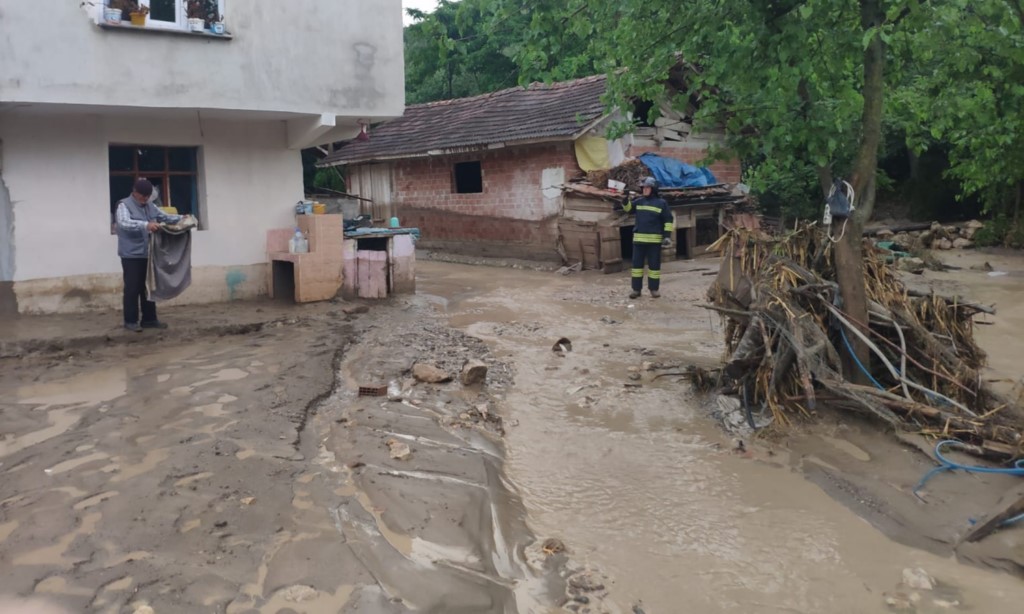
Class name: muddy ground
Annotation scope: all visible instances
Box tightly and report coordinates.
[2,254,1024,613]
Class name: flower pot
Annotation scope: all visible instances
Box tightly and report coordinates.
[211,22,225,35]
[104,8,123,24]
[187,18,205,32]
[129,11,147,26]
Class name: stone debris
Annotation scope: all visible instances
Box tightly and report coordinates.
[460,359,488,386]
[902,567,936,591]
[896,257,926,274]
[884,592,915,611]
[552,337,573,353]
[279,585,318,603]
[386,438,412,460]
[412,363,451,384]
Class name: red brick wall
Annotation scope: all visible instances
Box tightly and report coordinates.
[391,142,580,260]
[630,145,742,184]
[380,139,739,260]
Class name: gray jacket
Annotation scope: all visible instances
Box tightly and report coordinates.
[115,196,181,259]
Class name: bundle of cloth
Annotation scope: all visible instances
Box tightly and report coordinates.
[147,215,199,301]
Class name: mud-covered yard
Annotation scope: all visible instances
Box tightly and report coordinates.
[2,255,1024,613]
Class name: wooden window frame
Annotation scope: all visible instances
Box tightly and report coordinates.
[109,145,203,229]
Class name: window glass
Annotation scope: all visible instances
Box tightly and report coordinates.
[150,0,177,22]
[138,147,167,173]
[109,146,134,172]
[168,147,197,172]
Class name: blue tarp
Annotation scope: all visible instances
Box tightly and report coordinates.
[638,153,717,188]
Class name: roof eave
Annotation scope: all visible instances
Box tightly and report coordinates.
[318,134,584,167]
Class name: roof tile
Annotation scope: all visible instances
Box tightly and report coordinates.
[321,75,608,165]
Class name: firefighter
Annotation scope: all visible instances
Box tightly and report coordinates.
[623,176,673,298]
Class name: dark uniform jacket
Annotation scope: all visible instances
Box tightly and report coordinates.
[623,196,673,244]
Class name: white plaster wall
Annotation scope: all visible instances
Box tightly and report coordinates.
[1,114,301,284]
[0,0,404,120]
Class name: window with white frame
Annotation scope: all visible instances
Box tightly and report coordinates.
[106,0,226,32]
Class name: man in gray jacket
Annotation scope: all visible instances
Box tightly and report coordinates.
[115,179,181,332]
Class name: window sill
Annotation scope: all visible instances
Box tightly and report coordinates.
[97,22,233,41]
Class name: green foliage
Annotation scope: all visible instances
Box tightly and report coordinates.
[895,0,1024,217]
[312,168,346,193]
[404,0,593,104]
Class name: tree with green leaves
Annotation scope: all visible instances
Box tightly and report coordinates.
[897,0,1024,245]
[404,0,595,103]
[493,0,944,379]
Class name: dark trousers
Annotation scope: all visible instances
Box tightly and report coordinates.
[631,242,663,292]
[121,258,157,325]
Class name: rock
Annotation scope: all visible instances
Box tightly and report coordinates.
[963,227,977,239]
[133,607,156,614]
[541,538,565,554]
[642,361,655,371]
[894,232,912,246]
[386,438,412,460]
[240,497,255,505]
[552,337,573,353]
[412,363,451,383]
[902,567,935,591]
[460,359,488,386]
[884,593,915,611]
[966,219,984,229]
[938,238,953,250]
[896,257,925,274]
[628,373,642,381]
[279,585,318,603]
[627,366,640,373]
[876,228,895,238]
[932,598,960,609]
[970,261,994,272]
[944,225,958,235]
[952,238,973,249]
[919,230,933,245]
[342,304,369,315]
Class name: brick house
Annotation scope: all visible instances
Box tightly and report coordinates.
[319,75,741,261]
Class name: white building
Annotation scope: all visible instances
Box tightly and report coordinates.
[0,0,404,314]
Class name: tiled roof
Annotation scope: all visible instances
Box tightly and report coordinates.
[320,75,608,166]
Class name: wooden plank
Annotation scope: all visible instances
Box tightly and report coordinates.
[357,250,388,299]
[958,484,1024,544]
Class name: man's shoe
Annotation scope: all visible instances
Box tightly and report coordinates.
[650,291,661,298]
[124,323,143,333]
[629,291,641,299]
[141,320,168,330]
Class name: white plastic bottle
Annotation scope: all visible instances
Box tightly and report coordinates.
[289,227,308,254]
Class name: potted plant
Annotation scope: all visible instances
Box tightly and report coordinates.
[103,0,130,24]
[210,14,226,35]
[185,0,207,31]
[126,2,149,27]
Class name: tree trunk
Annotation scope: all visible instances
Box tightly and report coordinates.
[835,0,886,384]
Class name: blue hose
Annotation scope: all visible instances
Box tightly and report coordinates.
[915,440,1024,494]
[839,328,887,390]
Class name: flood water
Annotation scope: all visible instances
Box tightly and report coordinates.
[419,260,1024,613]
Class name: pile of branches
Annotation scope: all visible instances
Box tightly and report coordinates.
[707,224,1023,460]
[585,159,649,190]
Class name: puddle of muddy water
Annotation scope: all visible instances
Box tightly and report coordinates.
[419,261,1024,614]
[16,368,127,407]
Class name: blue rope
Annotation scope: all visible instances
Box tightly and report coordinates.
[914,440,1024,494]
[839,327,887,390]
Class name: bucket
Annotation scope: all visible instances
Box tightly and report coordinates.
[313,202,326,215]
[129,12,147,26]
[188,18,205,32]
[389,216,400,228]
[104,8,123,24]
